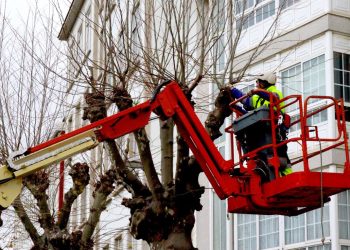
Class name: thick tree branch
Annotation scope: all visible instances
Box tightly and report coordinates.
[81,169,117,247]
[160,119,174,186]
[24,171,54,232]
[83,87,150,194]
[104,140,150,196]
[12,196,45,248]
[205,87,233,140]
[133,128,163,194]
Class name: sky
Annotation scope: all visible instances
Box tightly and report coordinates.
[0,2,71,247]
[3,0,70,31]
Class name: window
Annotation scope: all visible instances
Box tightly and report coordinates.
[339,191,350,239]
[114,235,122,250]
[334,52,350,103]
[259,215,279,249]
[218,146,225,156]
[130,1,140,54]
[236,0,275,30]
[127,233,134,249]
[213,194,227,250]
[282,55,327,132]
[282,55,325,112]
[306,206,330,240]
[308,244,331,250]
[259,1,275,21]
[237,214,257,250]
[303,55,326,102]
[213,0,226,71]
[281,64,302,109]
[284,206,329,246]
[288,109,327,133]
[76,24,84,60]
[281,0,301,10]
[235,0,257,15]
[85,6,91,53]
[214,37,225,71]
[306,109,327,126]
[285,213,305,244]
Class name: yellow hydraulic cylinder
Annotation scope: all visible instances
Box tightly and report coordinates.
[0,165,22,208]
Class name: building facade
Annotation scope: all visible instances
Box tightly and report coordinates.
[58,0,350,250]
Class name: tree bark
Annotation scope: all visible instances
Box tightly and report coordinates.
[160,119,174,186]
[24,171,54,232]
[205,87,233,140]
[81,169,117,248]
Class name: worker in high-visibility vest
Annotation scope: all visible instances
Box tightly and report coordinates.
[230,72,292,177]
[230,72,285,114]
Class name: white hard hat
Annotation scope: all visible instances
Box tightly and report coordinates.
[257,72,276,85]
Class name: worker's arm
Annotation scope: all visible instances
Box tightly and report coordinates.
[231,88,254,111]
[230,88,251,109]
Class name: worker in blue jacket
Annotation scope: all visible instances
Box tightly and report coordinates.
[230,72,292,177]
[230,72,285,114]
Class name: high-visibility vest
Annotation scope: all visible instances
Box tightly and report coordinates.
[251,85,285,113]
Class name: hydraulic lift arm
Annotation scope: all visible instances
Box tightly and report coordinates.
[0,81,235,209]
[2,80,350,216]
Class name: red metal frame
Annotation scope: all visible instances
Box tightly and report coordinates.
[58,131,65,212]
[17,81,350,216]
[227,90,350,215]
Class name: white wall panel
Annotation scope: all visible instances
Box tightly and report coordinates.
[333,34,350,53]
[310,0,325,15]
[263,55,279,71]
[311,35,326,54]
[250,24,263,45]
[294,2,310,25]
[296,42,311,62]
[333,0,350,11]
[262,18,274,41]
[280,49,296,69]
[237,31,250,52]
[278,11,294,31]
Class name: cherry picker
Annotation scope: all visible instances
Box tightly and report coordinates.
[1,80,349,216]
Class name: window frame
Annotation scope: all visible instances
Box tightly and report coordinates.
[280,0,301,10]
[334,52,350,104]
[235,0,276,30]
[281,54,327,132]
[212,0,226,72]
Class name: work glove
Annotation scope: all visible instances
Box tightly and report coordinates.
[230,88,244,99]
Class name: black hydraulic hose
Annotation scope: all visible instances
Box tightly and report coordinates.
[150,80,172,103]
[0,176,14,185]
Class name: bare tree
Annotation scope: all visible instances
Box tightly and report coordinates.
[70,1,284,249]
[0,0,286,249]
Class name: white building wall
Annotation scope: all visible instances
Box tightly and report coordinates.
[332,0,350,14]
[237,0,328,54]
